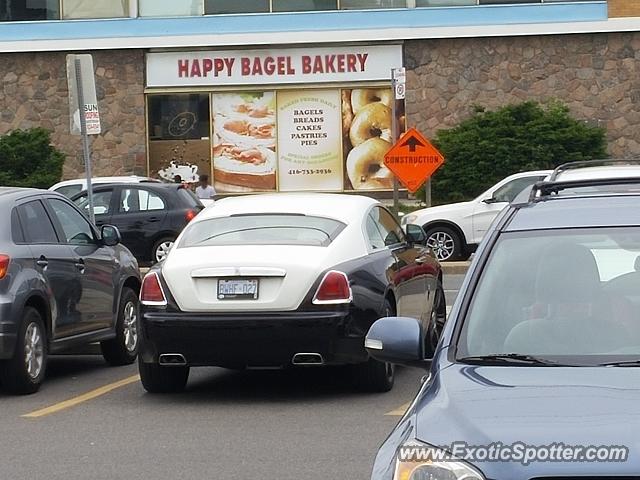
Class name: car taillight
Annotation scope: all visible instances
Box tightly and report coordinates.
[0,255,9,280]
[140,272,167,306]
[313,270,352,304]
[185,209,197,222]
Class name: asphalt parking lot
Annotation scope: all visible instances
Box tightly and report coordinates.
[0,274,466,480]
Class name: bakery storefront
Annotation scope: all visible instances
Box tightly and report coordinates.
[145,44,404,194]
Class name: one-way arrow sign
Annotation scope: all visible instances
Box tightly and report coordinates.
[383,127,445,193]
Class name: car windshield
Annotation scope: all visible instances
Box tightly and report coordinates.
[179,214,346,248]
[457,228,640,365]
[55,184,83,198]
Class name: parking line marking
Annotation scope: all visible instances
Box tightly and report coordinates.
[385,402,411,416]
[22,374,140,419]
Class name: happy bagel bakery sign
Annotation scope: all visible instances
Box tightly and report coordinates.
[146,45,403,87]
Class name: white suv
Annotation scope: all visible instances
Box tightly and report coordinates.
[402,170,551,261]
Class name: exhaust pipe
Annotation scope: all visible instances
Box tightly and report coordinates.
[292,353,324,366]
[158,353,187,366]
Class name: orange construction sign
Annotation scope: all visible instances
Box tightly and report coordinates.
[384,127,445,193]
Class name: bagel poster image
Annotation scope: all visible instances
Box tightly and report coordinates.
[342,88,401,191]
[276,90,343,192]
[212,91,277,193]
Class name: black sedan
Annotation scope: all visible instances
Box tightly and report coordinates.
[138,193,445,394]
[0,188,141,394]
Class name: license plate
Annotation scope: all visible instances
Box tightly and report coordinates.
[217,279,259,300]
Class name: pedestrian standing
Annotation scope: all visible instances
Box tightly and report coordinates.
[195,174,216,200]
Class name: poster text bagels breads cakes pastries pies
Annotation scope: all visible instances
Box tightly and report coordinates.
[277,90,343,192]
[342,88,395,190]
[213,92,277,192]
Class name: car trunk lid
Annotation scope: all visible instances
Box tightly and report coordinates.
[162,245,333,312]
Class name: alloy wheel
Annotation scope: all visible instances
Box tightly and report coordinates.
[426,231,455,261]
[155,241,174,263]
[24,322,44,379]
[123,301,138,353]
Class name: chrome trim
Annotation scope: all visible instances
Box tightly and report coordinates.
[292,352,324,366]
[191,267,286,278]
[158,353,187,366]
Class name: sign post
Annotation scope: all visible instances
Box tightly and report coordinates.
[391,67,406,218]
[67,54,101,224]
[384,127,445,194]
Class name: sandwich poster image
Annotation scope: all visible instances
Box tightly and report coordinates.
[212,92,277,192]
[276,90,343,192]
[342,88,398,191]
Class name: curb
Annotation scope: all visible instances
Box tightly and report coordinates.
[441,262,471,275]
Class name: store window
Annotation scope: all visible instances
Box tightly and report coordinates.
[62,0,129,19]
[340,0,407,9]
[147,94,211,184]
[272,0,336,12]
[0,0,59,21]
[204,0,269,14]
[139,0,203,17]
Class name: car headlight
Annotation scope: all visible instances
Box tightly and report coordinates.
[402,214,418,225]
[394,442,485,480]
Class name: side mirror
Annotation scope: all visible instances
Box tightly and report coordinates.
[404,224,427,246]
[482,197,498,204]
[101,225,121,247]
[365,316,428,367]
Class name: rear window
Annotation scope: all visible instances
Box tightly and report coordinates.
[179,214,346,248]
[11,208,24,243]
[17,201,58,244]
[177,187,201,207]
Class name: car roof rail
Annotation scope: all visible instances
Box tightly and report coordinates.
[526,176,640,203]
[549,158,640,181]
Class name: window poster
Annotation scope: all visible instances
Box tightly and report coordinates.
[212,92,277,192]
[276,89,343,192]
[341,88,396,191]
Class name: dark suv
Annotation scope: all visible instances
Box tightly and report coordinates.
[365,165,640,480]
[71,183,204,264]
[0,188,141,394]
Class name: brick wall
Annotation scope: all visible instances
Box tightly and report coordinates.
[0,50,146,180]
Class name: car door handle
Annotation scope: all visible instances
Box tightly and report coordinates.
[75,259,86,273]
[148,216,160,222]
[36,256,48,268]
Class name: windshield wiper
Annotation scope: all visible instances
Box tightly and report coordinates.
[458,353,561,366]
[598,359,640,367]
